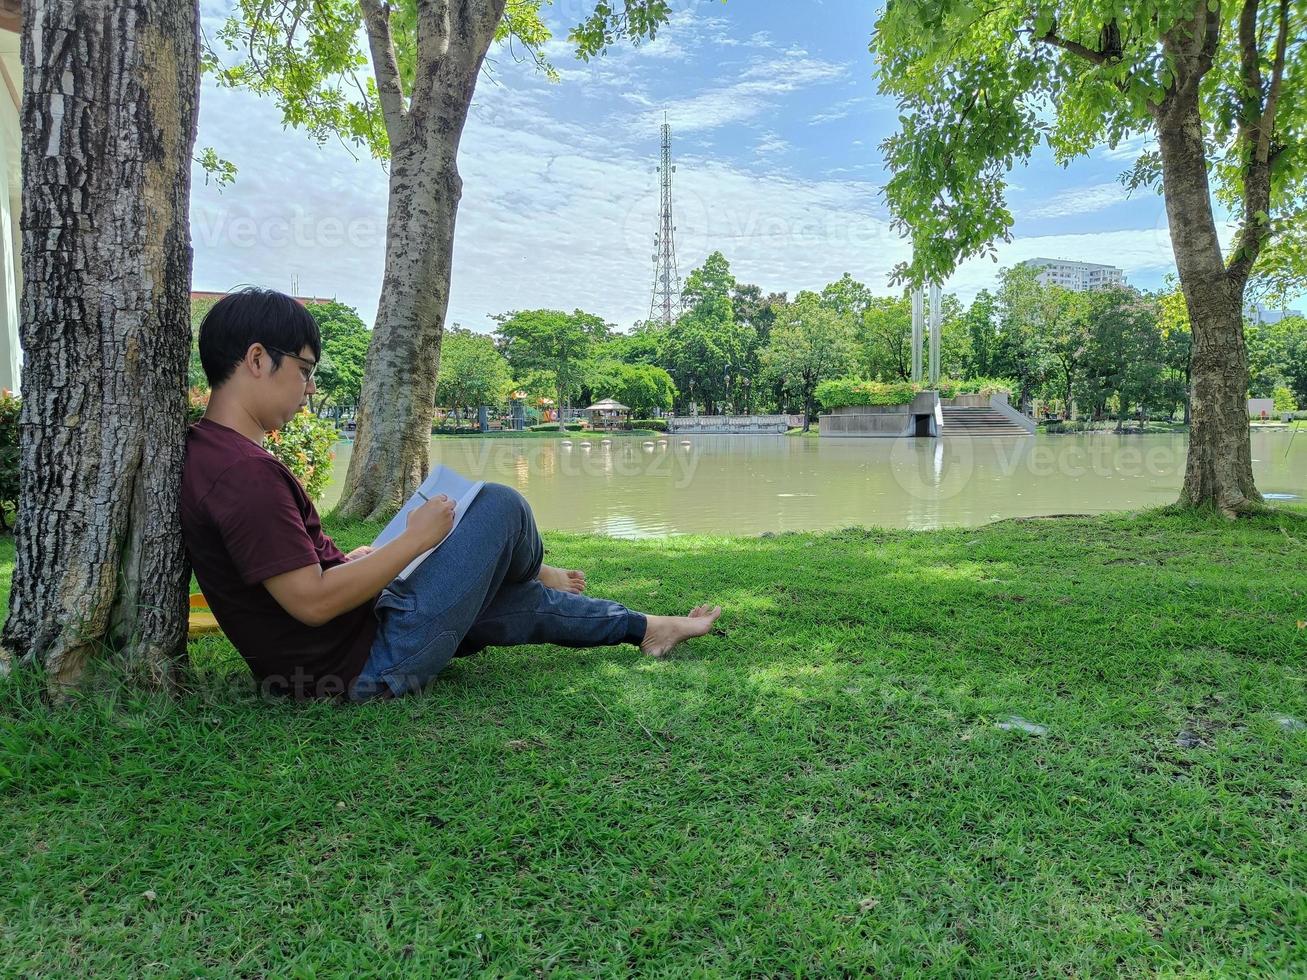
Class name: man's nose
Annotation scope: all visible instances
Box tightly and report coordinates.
[306,375,317,395]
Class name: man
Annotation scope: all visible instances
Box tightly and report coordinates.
[181,287,721,700]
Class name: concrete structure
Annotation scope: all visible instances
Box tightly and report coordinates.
[1020,258,1125,292]
[0,6,21,395]
[819,391,942,438]
[819,392,1034,438]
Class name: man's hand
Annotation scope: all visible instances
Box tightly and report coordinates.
[344,546,375,561]
[406,493,456,549]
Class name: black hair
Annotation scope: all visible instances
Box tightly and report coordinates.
[198,286,322,388]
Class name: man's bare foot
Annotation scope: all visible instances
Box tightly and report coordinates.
[639,604,722,658]
[538,563,586,594]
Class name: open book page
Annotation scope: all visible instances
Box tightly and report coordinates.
[371,465,485,581]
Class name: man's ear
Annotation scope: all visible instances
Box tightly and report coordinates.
[244,343,269,378]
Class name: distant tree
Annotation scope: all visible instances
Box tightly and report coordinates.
[732,283,786,344]
[306,302,370,416]
[1277,315,1307,408]
[435,328,513,427]
[763,292,858,431]
[581,359,676,418]
[494,309,610,430]
[857,295,913,380]
[599,325,664,367]
[994,266,1058,415]
[664,253,756,413]
[1158,281,1195,423]
[820,274,876,320]
[962,290,999,379]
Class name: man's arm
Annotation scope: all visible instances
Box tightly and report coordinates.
[263,494,456,627]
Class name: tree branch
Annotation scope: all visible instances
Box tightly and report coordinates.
[1036,30,1110,64]
[1228,0,1288,283]
[1256,0,1290,163]
[359,0,407,147]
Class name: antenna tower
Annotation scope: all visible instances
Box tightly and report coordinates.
[648,114,683,326]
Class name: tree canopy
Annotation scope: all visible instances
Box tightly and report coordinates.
[872,0,1305,289]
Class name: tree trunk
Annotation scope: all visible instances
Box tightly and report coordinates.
[334,0,504,521]
[335,146,456,520]
[1154,74,1260,513]
[1,0,198,690]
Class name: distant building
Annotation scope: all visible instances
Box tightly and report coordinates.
[1019,258,1126,292]
[191,290,335,306]
[1246,303,1303,325]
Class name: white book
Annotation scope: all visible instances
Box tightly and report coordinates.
[370,465,485,581]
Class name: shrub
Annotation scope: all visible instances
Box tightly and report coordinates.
[529,421,584,432]
[1273,386,1298,413]
[816,378,922,409]
[186,387,208,425]
[0,391,18,530]
[817,376,1016,409]
[265,410,338,503]
[630,418,668,432]
[936,376,1016,398]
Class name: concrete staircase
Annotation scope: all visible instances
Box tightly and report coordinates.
[941,406,1033,437]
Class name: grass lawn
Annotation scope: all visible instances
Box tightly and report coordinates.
[2,509,1305,974]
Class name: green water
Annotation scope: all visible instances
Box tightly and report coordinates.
[322,429,1306,537]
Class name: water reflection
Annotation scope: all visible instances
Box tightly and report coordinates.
[322,431,1306,537]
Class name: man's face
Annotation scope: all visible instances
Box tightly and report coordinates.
[255,343,318,430]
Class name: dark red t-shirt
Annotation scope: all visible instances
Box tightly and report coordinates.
[181,418,375,698]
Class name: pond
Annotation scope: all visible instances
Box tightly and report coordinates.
[321,429,1307,537]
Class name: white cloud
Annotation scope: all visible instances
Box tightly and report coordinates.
[809,96,874,125]
[1023,181,1132,219]
[1098,133,1152,162]
[653,53,849,133]
[754,130,790,156]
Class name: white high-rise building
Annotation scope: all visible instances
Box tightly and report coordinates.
[1020,258,1126,292]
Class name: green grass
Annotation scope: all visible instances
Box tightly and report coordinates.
[2,509,1306,974]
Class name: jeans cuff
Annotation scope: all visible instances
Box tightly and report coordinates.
[624,611,647,646]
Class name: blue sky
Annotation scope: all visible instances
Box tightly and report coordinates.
[191,0,1192,332]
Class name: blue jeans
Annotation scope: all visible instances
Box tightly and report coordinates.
[350,483,647,700]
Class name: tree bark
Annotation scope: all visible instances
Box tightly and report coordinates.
[334,0,505,521]
[1,0,199,689]
[1153,43,1261,513]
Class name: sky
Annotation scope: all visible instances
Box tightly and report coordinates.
[191,0,1192,333]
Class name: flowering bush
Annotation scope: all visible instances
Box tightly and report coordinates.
[265,410,338,503]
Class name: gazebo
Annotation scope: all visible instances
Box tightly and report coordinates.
[584,398,630,430]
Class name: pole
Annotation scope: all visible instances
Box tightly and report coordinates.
[911,287,923,383]
[928,283,941,386]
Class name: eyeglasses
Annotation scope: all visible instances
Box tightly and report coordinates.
[265,346,319,384]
